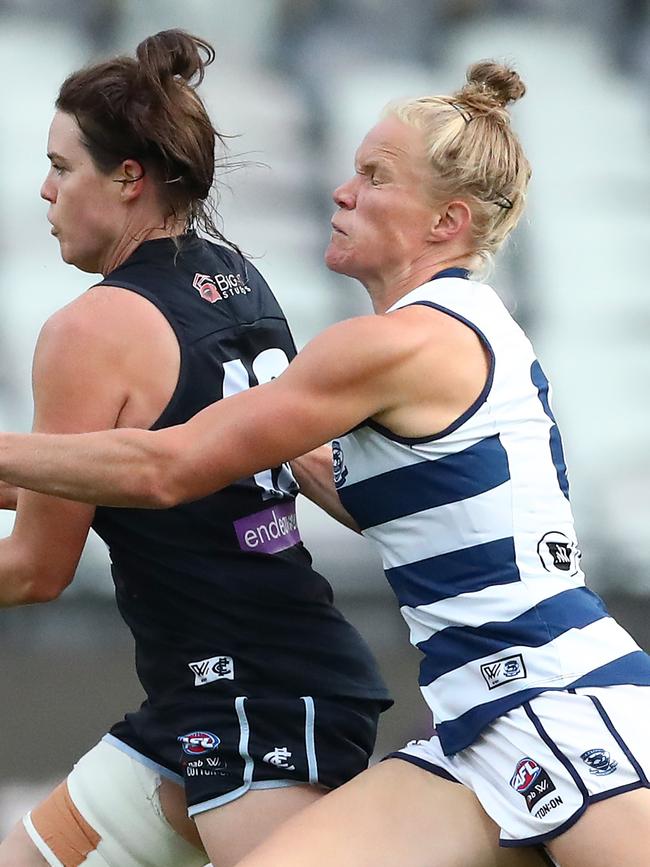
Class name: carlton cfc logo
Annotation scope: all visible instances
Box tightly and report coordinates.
[178,731,220,755]
[510,757,542,793]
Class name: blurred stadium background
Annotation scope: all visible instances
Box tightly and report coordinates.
[1,0,649,844]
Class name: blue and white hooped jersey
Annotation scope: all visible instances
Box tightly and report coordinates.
[333,269,650,756]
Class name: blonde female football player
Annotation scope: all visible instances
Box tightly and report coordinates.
[0,61,649,866]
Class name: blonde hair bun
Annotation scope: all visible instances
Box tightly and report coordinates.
[459,61,526,110]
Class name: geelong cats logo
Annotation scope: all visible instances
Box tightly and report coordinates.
[332,440,348,487]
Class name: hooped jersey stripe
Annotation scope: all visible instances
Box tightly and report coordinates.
[362,481,514,570]
[338,434,511,531]
[385,536,520,609]
[416,586,609,681]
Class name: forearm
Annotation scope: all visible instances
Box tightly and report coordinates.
[291,446,360,532]
[0,428,175,508]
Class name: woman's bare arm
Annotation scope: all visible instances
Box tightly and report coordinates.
[0,305,487,512]
[291,446,360,532]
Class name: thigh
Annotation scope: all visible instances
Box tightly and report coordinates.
[195,784,325,867]
[12,741,207,867]
[181,694,378,865]
[547,786,650,867]
[0,821,50,867]
[233,759,549,867]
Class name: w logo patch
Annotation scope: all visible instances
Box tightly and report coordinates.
[480,654,527,690]
[188,655,234,686]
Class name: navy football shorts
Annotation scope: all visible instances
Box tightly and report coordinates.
[108,693,384,815]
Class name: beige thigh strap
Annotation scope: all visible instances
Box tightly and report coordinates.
[23,740,207,867]
[27,781,101,866]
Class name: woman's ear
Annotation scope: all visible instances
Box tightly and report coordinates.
[430,200,472,243]
[113,160,146,200]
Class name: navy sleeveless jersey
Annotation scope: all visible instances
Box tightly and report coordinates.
[91,235,390,706]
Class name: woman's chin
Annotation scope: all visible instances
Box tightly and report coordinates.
[324,246,350,276]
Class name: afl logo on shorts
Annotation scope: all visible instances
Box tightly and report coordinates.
[178,731,221,755]
[510,757,542,793]
[510,757,557,812]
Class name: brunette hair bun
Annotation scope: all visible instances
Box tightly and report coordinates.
[135,29,215,93]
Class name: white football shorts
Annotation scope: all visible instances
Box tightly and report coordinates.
[392,685,650,847]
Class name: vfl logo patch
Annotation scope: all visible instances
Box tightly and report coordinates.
[510,757,557,813]
[480,654,527,690]
[537,531,580,576]
[188,655,234,686]
[332,440,348,487]
[581,748,618,776]
[178,731,220,756]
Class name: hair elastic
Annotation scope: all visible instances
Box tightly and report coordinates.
[493,193,513,210]
[449,102,473,124]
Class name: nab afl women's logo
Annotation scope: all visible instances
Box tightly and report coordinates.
[332,441,348,487]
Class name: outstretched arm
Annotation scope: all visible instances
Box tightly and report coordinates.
[0,303,486,512]
[0,314,413,509]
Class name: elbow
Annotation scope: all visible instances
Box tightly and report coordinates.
[145,478,184,510]
[127,429,222,509]
[19,574,71,605]
[24,584,63,605]
[110,433,188,509]
[140,442,190,509]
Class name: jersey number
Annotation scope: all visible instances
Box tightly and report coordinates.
[222,349,297,499]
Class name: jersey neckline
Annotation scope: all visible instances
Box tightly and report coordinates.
[431,267,471,280]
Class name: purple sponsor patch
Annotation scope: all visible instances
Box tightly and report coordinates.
[234,501,301,554]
